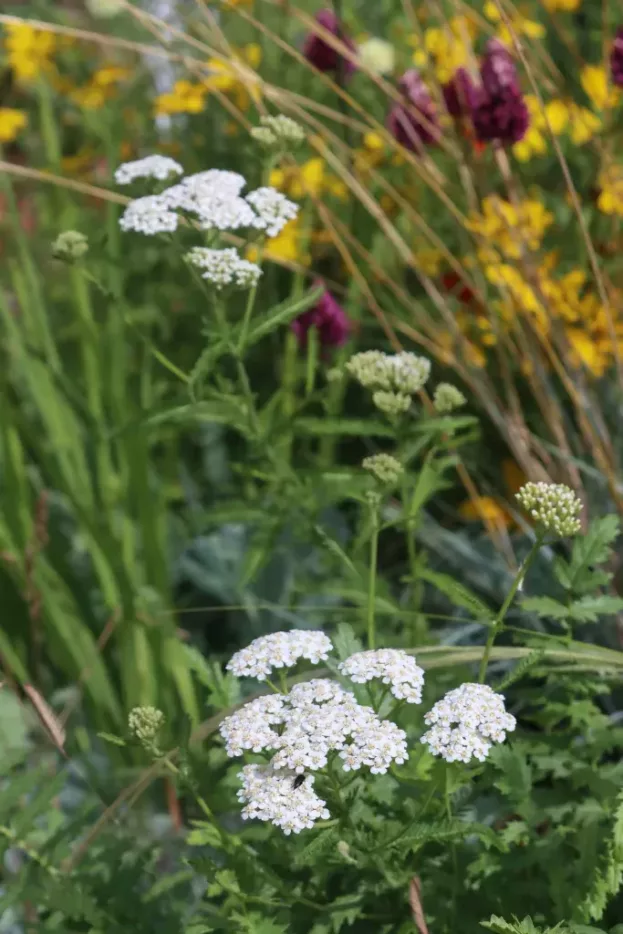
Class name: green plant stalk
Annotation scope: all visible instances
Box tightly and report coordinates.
[445,765,458,924]
[478,532,546,683]
[238,241,264,352]
[305,324,319,396]
[367,503,380,650]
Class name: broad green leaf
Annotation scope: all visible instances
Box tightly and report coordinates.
[555,516,620,594]
[295,827,341,867]
[332,622,364,661]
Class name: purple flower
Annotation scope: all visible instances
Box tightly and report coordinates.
[611,27,623,87]
[291,288,351,350]
[303,10,357,78]
[443,67,478,118]
[471,40,529,145]
[387,69,440,150]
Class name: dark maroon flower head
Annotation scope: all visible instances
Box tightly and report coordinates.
[291,288,351,350]
[303,10,357,78]
[480,39,521,96]
[443,67,478,118]
[387,69,440,150]
[470,40,529,145]
[611,27,623,87]
[472,86,529,144]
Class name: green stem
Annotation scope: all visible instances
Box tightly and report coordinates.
[445,766,458,923]
[367,503,380,650]
[238,241,264,352]
[478,533,545,683]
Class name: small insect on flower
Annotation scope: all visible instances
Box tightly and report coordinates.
[292,773,306,790]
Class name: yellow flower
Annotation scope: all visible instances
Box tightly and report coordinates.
[459,496,513,527]
[468,195,553,258]
[414,246,443,277]
[4,23,56,82]
[597,164,623,217]
[544,99,569,134]
[566,103,601,144]
[269,158,348,201]
[204,44,262,110]
[70,66,131,110]
[412,16,478,84]
[580,64,619,110]
[0,107,27,143]
[484,1,545,42]
[543,0,580,9]
[155,80,208,115]
[248,218,310,266]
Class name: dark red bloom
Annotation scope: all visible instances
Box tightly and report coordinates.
[443,67,478,118]
[471,39,529,145]
[611,28,623,87]
[387,69,440,151]
[303,10,357,78]
[441,271,475,304]
[291,288,351,350]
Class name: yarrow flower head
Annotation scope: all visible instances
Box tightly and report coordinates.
[372,391,412,416]
[245,187,299,237]
[221,666,410,832]
[52,230,89,262]
[162,170,256,231]
[357,37,395,76]
[346,350,431,394]
[128,705,165,753]
[362,453,404,486]
[433,382,467,413]
[114,155,183,185]
[237,764,330,835]
[421,683,516,763]
[186,247,262,290]
[611,28,623,87]
[226,630,333,681]
[339,649,424,704]
[516,481,582,537]
[251,114,305,149]
[119,194,179,235]
[291,288,350,350]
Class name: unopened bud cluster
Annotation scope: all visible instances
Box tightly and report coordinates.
[251,115,305,149]
[516,481,582,537]
[433,383,466,414]
[52,230,89,262]
[346,351,430,418]
[363,453,404,485]
[128,705,165,753]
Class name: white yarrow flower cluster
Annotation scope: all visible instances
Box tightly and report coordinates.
[119,195,179,235]
[226,630,333,681]
[515,481,582,537]
[421,682,516,764]
[346,350,431,394]
[338,649,425,704]
[245,187,299,237]
[114,155,183,185]
[220,665,409,833]
[186,247,262,290]
[237,764,330,835]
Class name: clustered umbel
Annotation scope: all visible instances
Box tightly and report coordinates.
[433,383,467,414]
[420,683,516,764]
[226,630,333,681]
[186,247,262,290]
[128,705,165,754]
[117,163,299,239]
[52,230,89,262]
[362,453,404,485]
[250,114,305,149]
[114,155,183,185]
[338,649,425,704]
[237,765,330,835]
[346,351,431,394]
[221,677,409,833]
[515,481,583,537]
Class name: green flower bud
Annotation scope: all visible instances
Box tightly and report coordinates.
[252,115,305,149]
[85,0,125,17]
[433,383,467,414]
[52,230,89,262]
[128,705,165,753]
[372,390,411,416]
[346,350,430,394]
[516,481,582,537]
[362,453,404,485]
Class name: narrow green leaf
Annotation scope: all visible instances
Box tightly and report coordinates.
[419,568,494,620]
[245,286,324,347]
[296,417,394,437]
